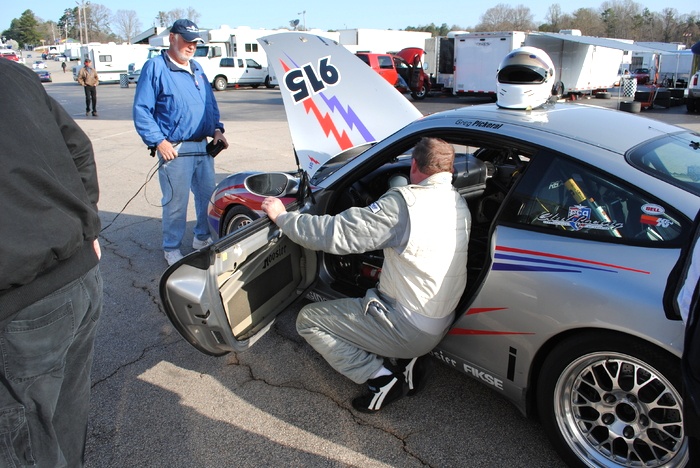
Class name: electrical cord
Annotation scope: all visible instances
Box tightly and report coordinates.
[99,150,214,233]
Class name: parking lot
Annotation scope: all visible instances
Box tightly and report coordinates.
[27,53,700,467]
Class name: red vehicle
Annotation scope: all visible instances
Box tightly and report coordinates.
[631,67,651,85]
[0,50,20,62]
[356,47,431,100]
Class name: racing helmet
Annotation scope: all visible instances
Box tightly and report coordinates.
[496,47,556,110]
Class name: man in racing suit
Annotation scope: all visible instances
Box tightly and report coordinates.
[261,137,471,412]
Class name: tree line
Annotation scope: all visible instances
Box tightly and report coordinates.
[407,2,699,47]
[1,6,199,48]
[2,1,699,50]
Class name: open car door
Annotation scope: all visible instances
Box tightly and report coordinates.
[160,219,317,356]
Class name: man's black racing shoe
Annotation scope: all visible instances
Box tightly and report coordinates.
[352,374,406,413]
[395,355,434,397]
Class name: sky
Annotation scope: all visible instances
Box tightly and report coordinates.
[2,0,698,40]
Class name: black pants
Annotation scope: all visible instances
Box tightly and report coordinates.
[83,85,97,113]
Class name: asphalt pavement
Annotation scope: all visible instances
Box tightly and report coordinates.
[25,52,700,468]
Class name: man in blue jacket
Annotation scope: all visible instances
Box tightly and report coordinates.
[133,19,228,265]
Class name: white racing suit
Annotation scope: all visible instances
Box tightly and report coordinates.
[275,172,471,383]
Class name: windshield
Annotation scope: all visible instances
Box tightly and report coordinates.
[628,132,700,196]
[310,143,375,184]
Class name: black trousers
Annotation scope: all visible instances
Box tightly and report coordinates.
[83,85,97,113]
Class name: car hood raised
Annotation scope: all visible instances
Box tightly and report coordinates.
[259,32,422,178]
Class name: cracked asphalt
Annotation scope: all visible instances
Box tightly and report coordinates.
[33,54,700,467]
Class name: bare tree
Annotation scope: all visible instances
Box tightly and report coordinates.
[512,5,536,30]
[659,8,679,42]
[477,3,535,31]
[571,7,606,36]
[113,10,141,43]
[545,4,563,31]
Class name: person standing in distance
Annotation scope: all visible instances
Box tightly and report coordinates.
[77,58,99,116]
[133,19,228,266]
[0,58,103,467]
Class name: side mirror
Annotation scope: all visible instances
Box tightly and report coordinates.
[244,173,299,197]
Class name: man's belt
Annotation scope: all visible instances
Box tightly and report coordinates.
[184,138,204,142]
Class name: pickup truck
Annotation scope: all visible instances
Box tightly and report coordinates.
[355,49,430,100]
[687,71,699,112]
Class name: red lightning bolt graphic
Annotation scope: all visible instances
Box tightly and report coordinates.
[279,58,353,151]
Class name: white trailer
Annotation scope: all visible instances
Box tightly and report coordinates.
[75,43,150,83]
[423,32,465,93]
[338,29,431,54]
[452,31,526,99]
[525,32,624,96]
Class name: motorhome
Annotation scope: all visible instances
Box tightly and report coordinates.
[74,43,150,83]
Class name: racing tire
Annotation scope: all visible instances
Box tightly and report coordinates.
[411,85,428,100]
[620,100,641,113]
[214,76,228,91]
[536,331,687,468]
[221,205,259,236]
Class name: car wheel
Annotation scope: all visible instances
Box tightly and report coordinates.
[265,76,276,89]
[251,84,260,89]
[688,98,697,113]
[222,205,259,236]
[214,76,227,91]
[411,85,427,100]
[537,332,687,468]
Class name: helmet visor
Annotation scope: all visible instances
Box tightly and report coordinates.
[498,52,550,84]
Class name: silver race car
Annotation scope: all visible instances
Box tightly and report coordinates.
[161,34,700,467]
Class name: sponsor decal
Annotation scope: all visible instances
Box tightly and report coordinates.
[368,202,381,213]
[429,350,457,367]
[641,203,665,216]
[262,245,287,269]
[537,211,624,232]
[640,214,673,228]
[454,119,503,130]
[463,364,504,390]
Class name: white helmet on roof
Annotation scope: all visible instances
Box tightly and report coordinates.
[496,46,556,110]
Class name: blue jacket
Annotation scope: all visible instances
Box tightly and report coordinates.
[133,50,224,148]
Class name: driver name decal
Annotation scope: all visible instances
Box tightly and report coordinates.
[454,119,503,130]
[263,245,288,270]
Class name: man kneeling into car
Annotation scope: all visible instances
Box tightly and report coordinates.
[261,137,471,412]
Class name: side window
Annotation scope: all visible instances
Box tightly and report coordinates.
[245,59,261,68]
[377,55,393,70]
[502,155,684,243]
[237,59,244,68]
[98,54,112,63]
[220,58,233,67]
[356,55,370,66]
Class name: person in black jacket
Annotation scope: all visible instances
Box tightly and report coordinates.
[0,59,103,467]
[675,210,700,463]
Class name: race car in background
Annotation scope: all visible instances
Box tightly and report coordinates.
[161,33,700,468]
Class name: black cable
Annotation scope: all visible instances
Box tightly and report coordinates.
[100,150,214,233]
